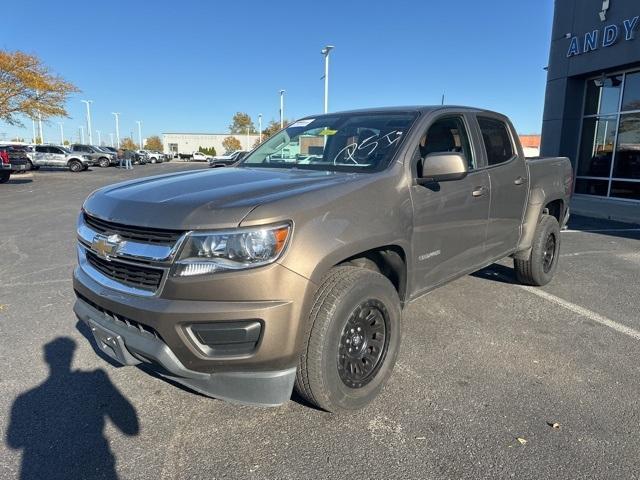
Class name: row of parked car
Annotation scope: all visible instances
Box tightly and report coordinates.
[0,144,171,183]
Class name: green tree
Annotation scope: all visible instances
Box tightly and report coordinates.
[63,139,69,145]
[229,112,256,134]
[198,146,217,156]
[34,136,42,144]
[120,137,138,150]
[222,136,242,153]
[0,50,80,126]
[144,135,162,151]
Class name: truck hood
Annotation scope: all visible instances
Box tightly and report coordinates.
[83,167,357,230]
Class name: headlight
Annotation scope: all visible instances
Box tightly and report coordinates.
[173,224,291,277]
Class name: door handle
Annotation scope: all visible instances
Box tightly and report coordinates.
[514,176,526,185]
[472,186,487,197]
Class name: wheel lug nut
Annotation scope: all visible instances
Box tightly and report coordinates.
[350,328,355,333]
[357,327,361,332]
[346,339,350,344]
[349,348,352,352]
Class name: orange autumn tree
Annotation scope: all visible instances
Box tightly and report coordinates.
[0,50,79,126]
[222,136,242,153]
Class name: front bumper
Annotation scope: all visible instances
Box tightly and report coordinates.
[73,259,317,405]
[74,297,296,406]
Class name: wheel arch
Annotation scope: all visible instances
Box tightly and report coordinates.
[330,244,409,305]
[514,188,565,260]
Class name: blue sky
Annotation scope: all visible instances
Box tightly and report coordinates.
[3,0,554,144]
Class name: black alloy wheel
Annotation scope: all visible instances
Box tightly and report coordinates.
[542,232,557,274]
[337,300,389,389]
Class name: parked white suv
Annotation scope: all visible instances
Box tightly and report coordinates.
[33,145,94,172]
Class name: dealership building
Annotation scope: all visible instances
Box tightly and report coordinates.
[542,0,640,222]
[162,133,260,156]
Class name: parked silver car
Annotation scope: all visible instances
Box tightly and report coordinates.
[33,145,94,172]
[70,144,116,168]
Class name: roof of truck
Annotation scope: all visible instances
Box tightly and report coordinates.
[300,105,502,118]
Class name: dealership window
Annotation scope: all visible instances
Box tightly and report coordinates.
[577,71,640,201]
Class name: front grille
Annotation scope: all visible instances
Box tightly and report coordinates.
[83,212,183,246]
[86,250,163,291]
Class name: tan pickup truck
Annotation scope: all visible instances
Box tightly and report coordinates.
[73,106,572,412]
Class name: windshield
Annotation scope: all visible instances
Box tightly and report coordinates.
[239,112,418,172]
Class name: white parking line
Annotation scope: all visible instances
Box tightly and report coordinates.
[520,285,640,341]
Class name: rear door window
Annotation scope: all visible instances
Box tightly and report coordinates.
[478,117,515,166]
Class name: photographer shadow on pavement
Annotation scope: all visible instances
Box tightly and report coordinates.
[6,337,139,480]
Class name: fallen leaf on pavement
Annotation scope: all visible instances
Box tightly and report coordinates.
[517,437,527,445]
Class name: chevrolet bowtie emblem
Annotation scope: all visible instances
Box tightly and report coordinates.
[92,233,122,260]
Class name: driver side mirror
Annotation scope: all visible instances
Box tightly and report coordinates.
[417,152,468,185]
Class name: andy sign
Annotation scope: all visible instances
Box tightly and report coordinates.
[567,1,639,58]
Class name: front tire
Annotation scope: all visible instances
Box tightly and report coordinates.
[514,214,561,286]
[68,160,83,172]
[295,266,401,412]
[98,157,110,168]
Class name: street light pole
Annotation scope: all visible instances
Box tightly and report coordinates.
[58,123,64,144]
[81,100,93,144]
[321,45,334,113]
[279,90,286,128]
[258,114,262,143]
[96,130,102,146]
[31,119,36,144]
[38,114,44,144]
[111,112,121,147]
[79,126,85,144]
[109,133,114,147]
[136,121,142,149]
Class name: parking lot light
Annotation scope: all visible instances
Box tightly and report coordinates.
[38,113,44,144]
[109,133,114,147]
[58,123,64,144]
[96,130,102,146]
[321,45,334,114]
[279,90,286,128]
[136,121,142,149]
[81,100,93,145]
[111,113,121,147]
[258,114,262,143]
[79,125,85,144]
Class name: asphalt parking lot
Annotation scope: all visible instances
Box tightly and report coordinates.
[1,162,639,480]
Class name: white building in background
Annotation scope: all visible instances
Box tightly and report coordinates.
[162,133,260,156]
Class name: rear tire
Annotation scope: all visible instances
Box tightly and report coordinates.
[68,160,83,172]
[295,266,401,413]
[98,157,110,168]
[0,171,10,183]
[514,214,561,286]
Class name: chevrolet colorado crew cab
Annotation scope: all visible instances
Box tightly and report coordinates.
[73,106,572,412]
